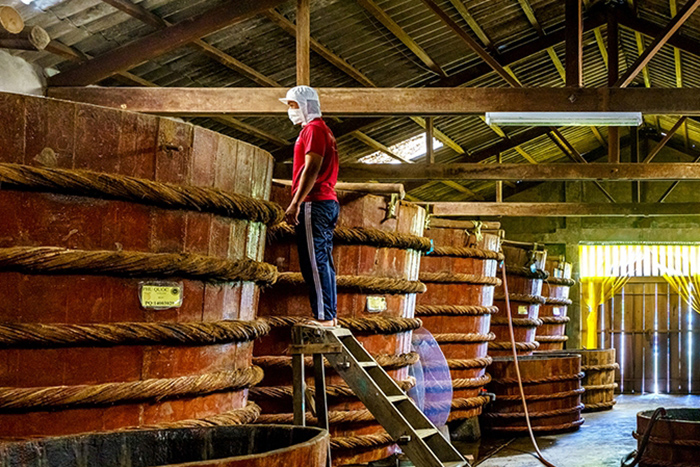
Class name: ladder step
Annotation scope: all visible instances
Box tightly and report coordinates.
[443,462,469,467]
[415,428,439,439]
[358,361,378,368]
[386,395,409,403]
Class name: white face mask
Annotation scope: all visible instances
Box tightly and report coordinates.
[288,108,305,125]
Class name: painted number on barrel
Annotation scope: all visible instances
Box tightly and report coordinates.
[518,305,528,315]
[139,283,183,309]
[366,296,387,313]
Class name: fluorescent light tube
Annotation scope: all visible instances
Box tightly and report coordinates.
[485,112,643,127]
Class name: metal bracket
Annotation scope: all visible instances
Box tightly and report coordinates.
[385,193,399,220]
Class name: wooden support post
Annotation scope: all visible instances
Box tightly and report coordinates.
[607,10,620,163]
[426,117,434,164]
[630,126,641,202]
[296,0,310,86]
[566,0,583,87]
[496,152,503,202]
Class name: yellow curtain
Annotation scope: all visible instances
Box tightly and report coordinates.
[663,274,700,314]
[580,276,630,349]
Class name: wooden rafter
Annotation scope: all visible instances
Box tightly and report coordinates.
[296,0,310,85]
[517,0,544,36]
[447,0,493,48]
[671,0,683,88]
[615,0,700,87]
[607,10,620,163]
[429,202,700,217]
[356,0,446,77]
[643,116,687,163]
[351,131,414,164]
[48,0,287,86]
[633,32,652,87]
[565,0,583,87]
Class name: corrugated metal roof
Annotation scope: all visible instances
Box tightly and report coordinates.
[3,0,700,202]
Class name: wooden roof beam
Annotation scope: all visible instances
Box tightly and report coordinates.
[430,202,700,217]
[517,0,544,36]
[615,0,700,87]
[356,0,446,77]
[351,131,414,164]
[643,116,687,163]
[49,0,287,86]
[566,0,583,87]
[447,0,493,48]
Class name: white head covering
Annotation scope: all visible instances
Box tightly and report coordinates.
[279,85,322,124]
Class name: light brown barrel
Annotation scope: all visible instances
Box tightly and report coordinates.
[635,408,700,467]
[252,185,427,465]
[0,425,329,467]
[539,348,618,412]
[490,245,547,356]
[416,224,502,423]
[536,257,574,351]
[481,354,584,433]
[0,93,279,437]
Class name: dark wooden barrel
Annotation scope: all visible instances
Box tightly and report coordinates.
[252,185,428,465]
[635,408,700,467]
[0,425,329,466]
[536,257,574,351]
[0,93,280,437]
[481,354,584,433]
[416,222,502,424]
[538,348,618,412]
[490,245,547,356]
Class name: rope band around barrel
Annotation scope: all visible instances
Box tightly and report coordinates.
[249,378,415,401]
[490,371,585,385]
[269,223,431,252]
[491,317,543,327]
[582,363,619,372]
[331,432,394,451]
[0,319,270,348]
[488,341,540,351]
[451,395,493,410]
[276,272,426,294]
[418,272,501,286]
[447,356,493,370]
[545,276,576,287]
[484,403,584,420]
[503,265,549,280]
[453,373,492,389]
[0,246,278,285]
[539,315,571,324]
[415,305,498,316]
[263,315,421,335]
[544,297,574,306]
[0,367,263,411]
[484,418,584,432]
[255,408,377,425]
[492,388,585,402]
[125,401,261,431]
[434,332,496,344]
[536,335,569,343]
[252,351,420,371]
[583,400,616,411]
[584,383,618,391]
[494,293,547,305]
[0,163,283,225]
[429,245,504,261]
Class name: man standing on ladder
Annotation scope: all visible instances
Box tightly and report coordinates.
[281,86,340,327]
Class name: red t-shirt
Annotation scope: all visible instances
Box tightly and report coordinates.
[292,118,339,202]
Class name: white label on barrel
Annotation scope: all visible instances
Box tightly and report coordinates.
[139,282,183,309]
[553,308,560,316]
[366,296,387,313]
[518,305,528,315]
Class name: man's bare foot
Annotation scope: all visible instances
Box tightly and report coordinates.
[305,318,337,327]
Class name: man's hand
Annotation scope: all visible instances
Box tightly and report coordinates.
[285,201,301,226]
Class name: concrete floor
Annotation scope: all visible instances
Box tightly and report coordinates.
[457,394,700,467]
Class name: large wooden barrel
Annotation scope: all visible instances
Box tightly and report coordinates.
[634,408,700,467]
[490,245,547,356]
[0,93,280,437]
[0,425,329,466]
[539,348,618,412]
[536,257,574,351]
[481,355,584,433]
[252,186,428,465]
[416,221,502,424]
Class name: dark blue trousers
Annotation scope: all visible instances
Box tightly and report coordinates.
[295,200,340,321]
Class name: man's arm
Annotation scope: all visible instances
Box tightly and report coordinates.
[285,152,323,225]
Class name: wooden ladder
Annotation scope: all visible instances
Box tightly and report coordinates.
[291,324,469,467]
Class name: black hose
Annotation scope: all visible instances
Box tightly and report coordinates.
[621,407,667,467]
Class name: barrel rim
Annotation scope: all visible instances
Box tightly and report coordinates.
[638,408,700,425]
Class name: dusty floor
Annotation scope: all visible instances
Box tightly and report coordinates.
[456,394,700,467]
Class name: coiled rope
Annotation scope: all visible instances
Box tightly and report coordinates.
[415,304,498,316]
[453,374,492,389]
[0,367,263,411]
[276,272,426,294]
[0,319,270,348]
[268,223,431,252]
[536,335,569,343]
[429,245,504,261]
[0,163,283,225]
[331,432,394,451]
[249,378,416,401]
[545,277,576,287]
[263,315,421,335]
[125,402,261,430]
[492,317,543,327]
[488,341,541,351]
[252,352,420,371]
[544,297,574,306]
[0,246,278,284]
[539,316,571,324]
[446,356,493,370]
[418,271,502,286]
[494,293,547,305]
[434,332,496,344]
